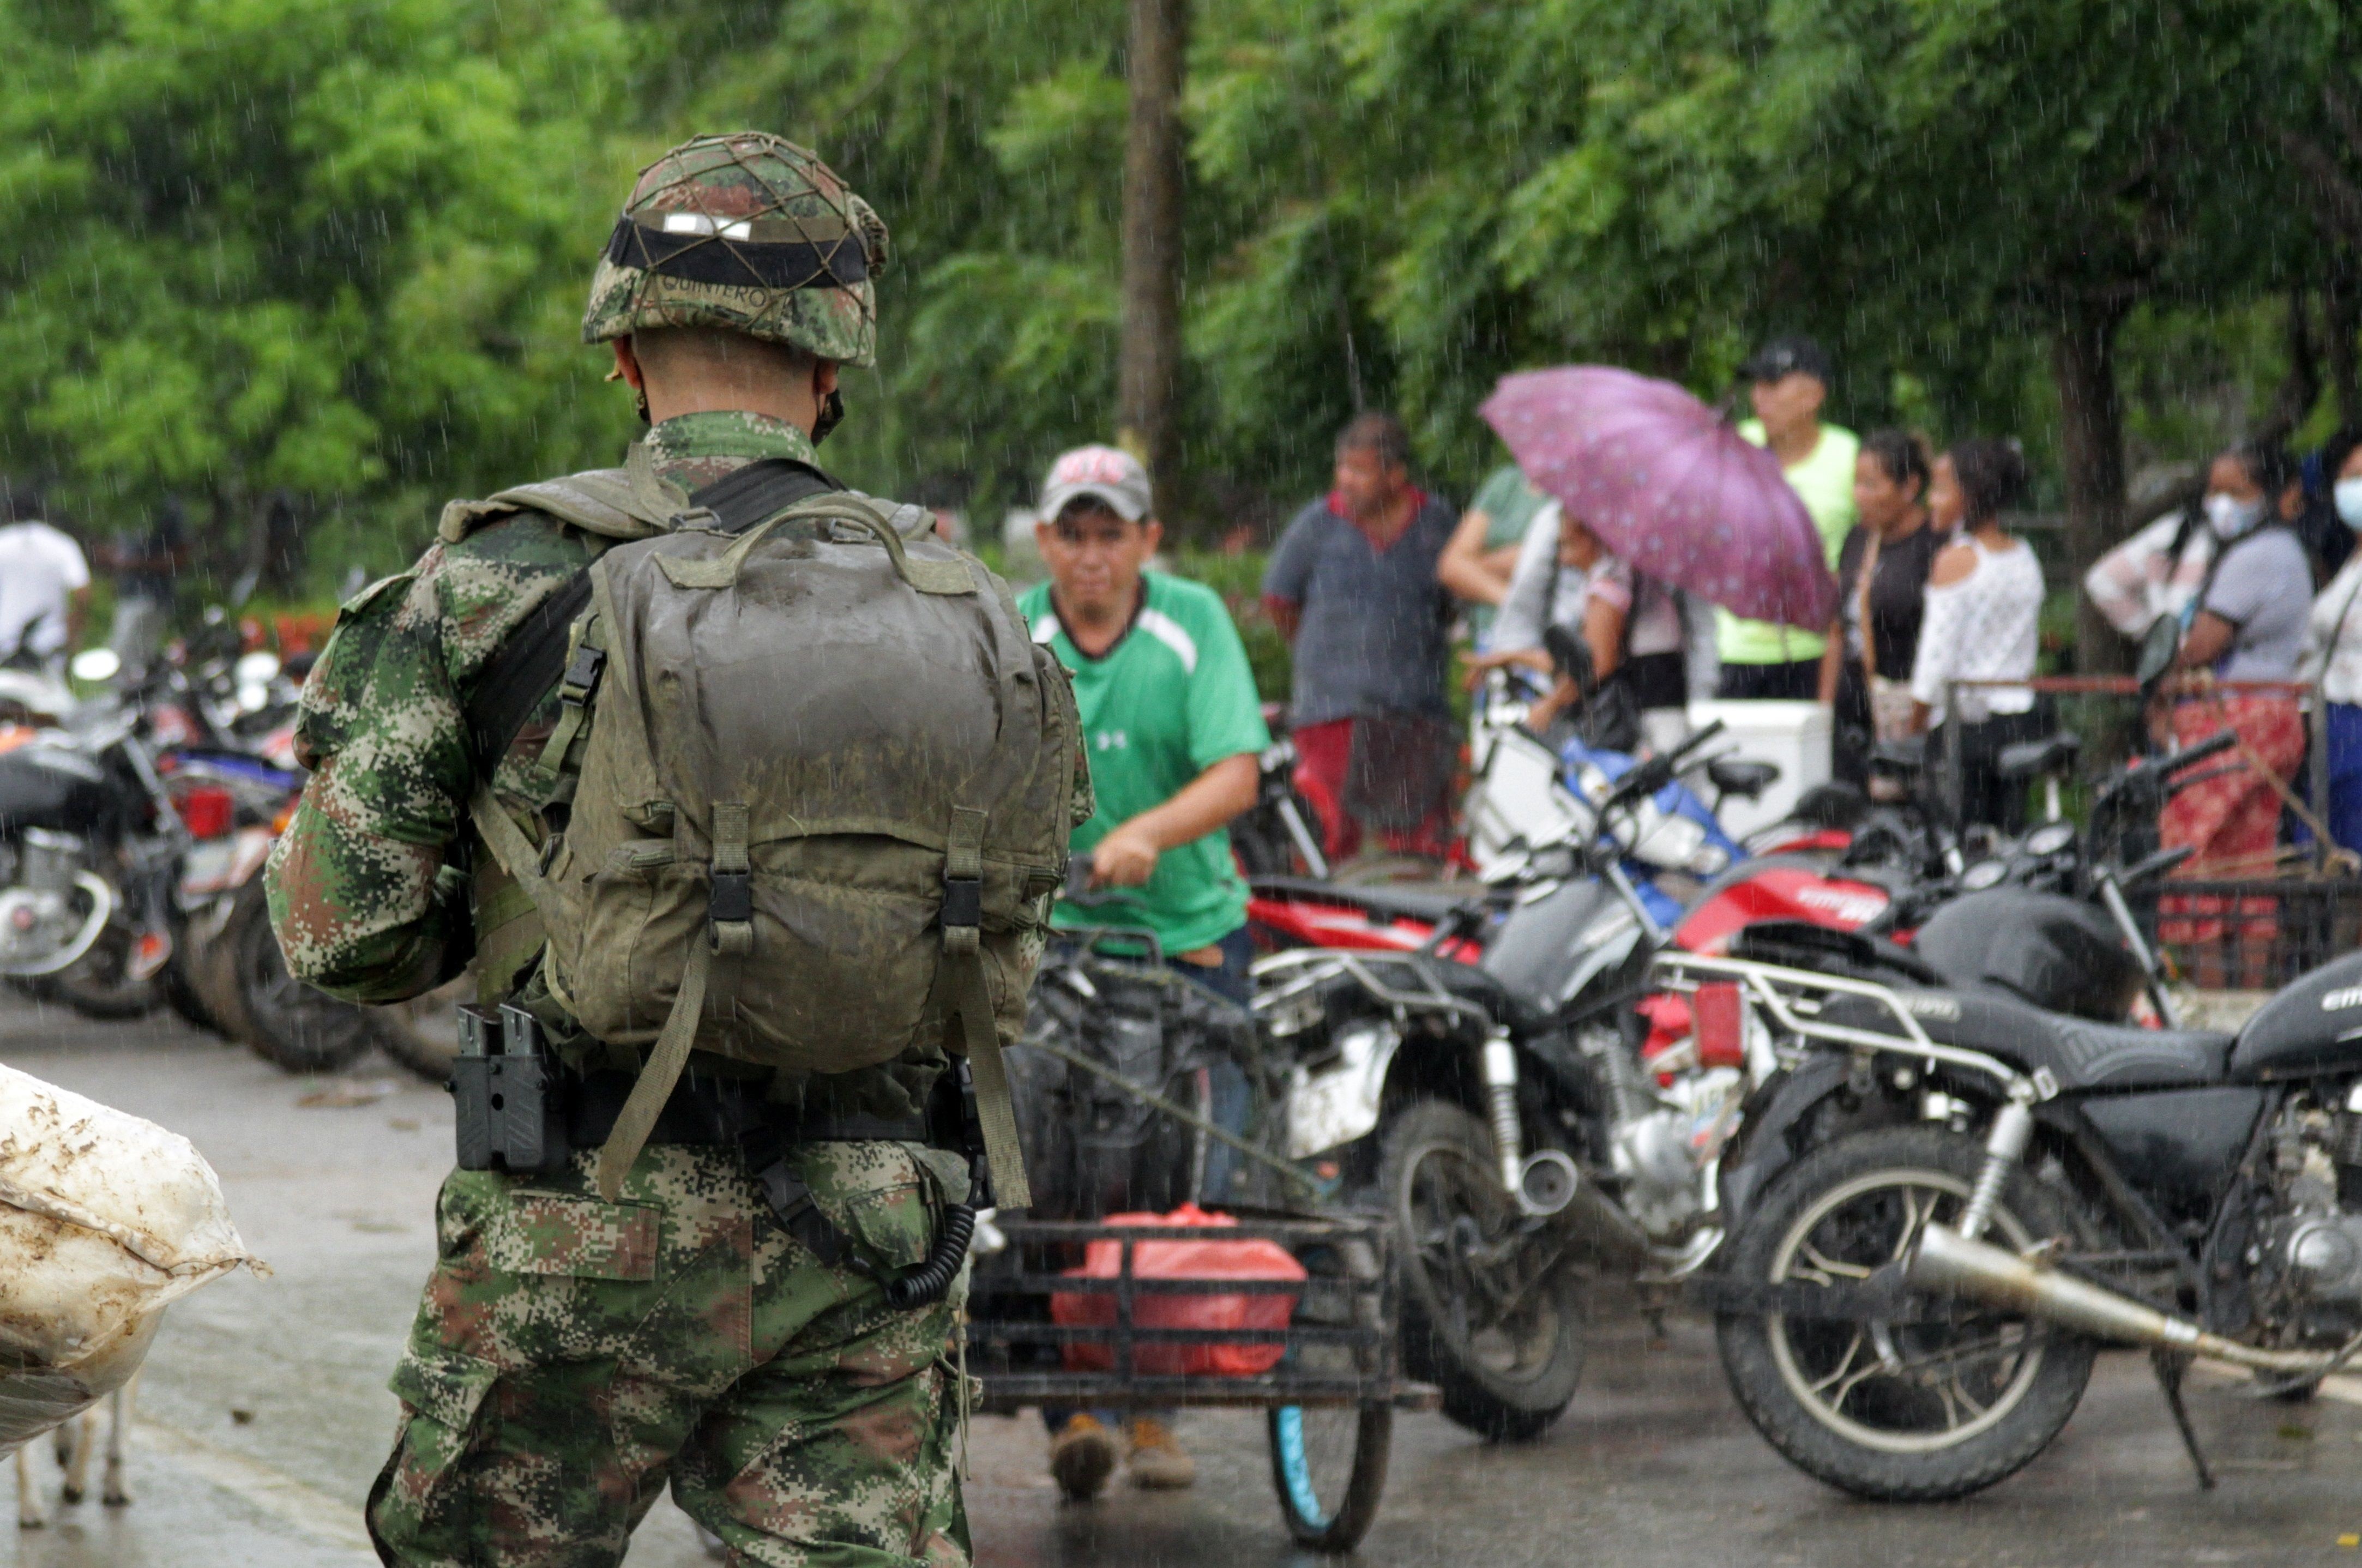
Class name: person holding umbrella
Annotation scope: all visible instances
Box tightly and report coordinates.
[1478,366,1839,714]
[1722,336,1859,700]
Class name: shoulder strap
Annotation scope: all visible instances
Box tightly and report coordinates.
[460,458,840,778]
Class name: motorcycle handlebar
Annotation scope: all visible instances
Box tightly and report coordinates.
[2115,843,2196,888]
[2163,728,2240,774]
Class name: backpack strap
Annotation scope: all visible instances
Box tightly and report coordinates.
[461,458,840,779]
[922,806,1033,1209]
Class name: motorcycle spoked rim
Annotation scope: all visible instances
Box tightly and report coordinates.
[1401,1136,1568,1381]
[1763,1165,2048,1455]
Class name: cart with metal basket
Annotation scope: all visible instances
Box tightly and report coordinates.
[965,1208,1436,1553]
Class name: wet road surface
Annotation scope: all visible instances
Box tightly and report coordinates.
[4,996,2359,1567]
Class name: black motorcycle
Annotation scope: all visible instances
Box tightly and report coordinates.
[0,664,184,1018]
[1674,751,2362,1499]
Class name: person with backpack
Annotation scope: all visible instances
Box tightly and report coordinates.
[266,132,1086,1567]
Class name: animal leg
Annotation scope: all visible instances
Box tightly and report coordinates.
[15,1444,44,1529]
[59,1409,93,1505]
[102,1378,135,1506]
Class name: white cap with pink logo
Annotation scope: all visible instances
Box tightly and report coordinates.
[1038,444,1153,523]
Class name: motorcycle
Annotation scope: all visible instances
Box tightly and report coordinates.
[1255,721,1751,1438]
[0,650,184,1018]
[1672,736,2354,1502]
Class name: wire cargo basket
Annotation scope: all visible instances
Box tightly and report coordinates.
[965,1208,1435,1552]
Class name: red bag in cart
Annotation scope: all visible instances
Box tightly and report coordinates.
[1051,1203,1307,1376]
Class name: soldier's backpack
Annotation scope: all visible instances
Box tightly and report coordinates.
[444,447,1080,1204]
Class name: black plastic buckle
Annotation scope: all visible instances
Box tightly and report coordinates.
[941,873,982,930]
[709,868,754,925]
[559,643,607,703]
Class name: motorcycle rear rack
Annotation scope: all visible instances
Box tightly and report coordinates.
[1251,945,1493,1034]
[964,1210,1438,1412]
[1647,951,2051,1105]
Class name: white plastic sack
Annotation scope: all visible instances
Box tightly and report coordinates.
[0,1063,259,1455]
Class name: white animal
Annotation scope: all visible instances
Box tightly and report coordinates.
[14,1376,136,1529]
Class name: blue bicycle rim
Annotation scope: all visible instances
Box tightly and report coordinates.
[1275,1406,1329,1529]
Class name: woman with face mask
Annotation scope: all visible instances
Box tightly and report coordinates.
[2159,439,2314,971]
[2301,433,2362,852]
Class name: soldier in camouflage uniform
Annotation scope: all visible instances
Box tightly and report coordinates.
[267,133,985,1567]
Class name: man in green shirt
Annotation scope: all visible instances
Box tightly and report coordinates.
[1017,442,1270,1500]
[1720,335,1860,699]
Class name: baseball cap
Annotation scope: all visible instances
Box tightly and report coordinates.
[1039,444,1153,523]
[1741,334,1833,386]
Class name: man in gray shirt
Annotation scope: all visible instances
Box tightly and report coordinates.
[1261,412,1458,861]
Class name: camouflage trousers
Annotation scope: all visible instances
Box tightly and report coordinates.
[367,1140,972,1567]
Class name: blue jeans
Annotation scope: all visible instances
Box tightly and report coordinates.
[2328,703,2362,855]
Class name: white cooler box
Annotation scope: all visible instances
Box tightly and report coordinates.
[1685,699,1831,842]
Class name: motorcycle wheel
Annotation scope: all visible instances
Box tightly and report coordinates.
[1382,1099,1586,1440]
[221,881,375,1074]
[1713,1124,2095,1501]
[41,926,162,1021]
[370,979,469,1083]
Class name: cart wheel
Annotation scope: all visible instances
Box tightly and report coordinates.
[1267,1401,1390,1553]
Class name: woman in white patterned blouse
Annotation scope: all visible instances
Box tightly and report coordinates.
[1909,439,2046,831]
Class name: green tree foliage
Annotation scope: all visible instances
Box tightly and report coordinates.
[0,0,2348,595]
[0,0,636,582]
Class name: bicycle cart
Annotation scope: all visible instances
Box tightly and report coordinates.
[966,1208,1436,1554]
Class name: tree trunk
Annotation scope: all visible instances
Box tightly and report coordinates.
[2052,303,2131,674]
[1118,0,1188,504]
[2327,251,2360,430]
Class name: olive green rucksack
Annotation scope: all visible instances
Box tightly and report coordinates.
[451,450,1080,1203]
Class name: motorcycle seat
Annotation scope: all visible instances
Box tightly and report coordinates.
[1998,731,2080,781]
[1830,986,2233,1093]
[1707,758,1781,801]
[1248,876,1474,926]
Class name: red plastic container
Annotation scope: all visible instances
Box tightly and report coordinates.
[1050,1203,1307,1377]
[177,786,235,840]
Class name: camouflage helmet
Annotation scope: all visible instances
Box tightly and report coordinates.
[582,131,889,367]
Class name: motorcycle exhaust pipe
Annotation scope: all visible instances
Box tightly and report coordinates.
[1516,1150,1650,1270]
[1906,1223,2331,1376]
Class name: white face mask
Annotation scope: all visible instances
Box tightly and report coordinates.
[2203,491,2265,541]
[2337,477,2362,532]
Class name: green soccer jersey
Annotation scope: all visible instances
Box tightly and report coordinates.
[1019,570,1272,955]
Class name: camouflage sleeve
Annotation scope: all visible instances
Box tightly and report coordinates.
[265,515,590,1003]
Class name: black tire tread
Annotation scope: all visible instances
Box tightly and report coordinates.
[1713,1123,2096,1501]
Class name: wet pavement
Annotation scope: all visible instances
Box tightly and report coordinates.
[5,995,2360,1567]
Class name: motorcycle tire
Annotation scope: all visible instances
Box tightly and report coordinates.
[1382,1099,1586,1441]
[220,880,375,1074]
[1713,1124,2095,1501]
[370,979,469,1083]
[41,926,162,1022]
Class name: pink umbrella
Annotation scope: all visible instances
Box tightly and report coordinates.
[1479,365,1837,630]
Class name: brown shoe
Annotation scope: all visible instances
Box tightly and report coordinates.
[1124,1415,1197,1489]
[1048,1413,1117,1501]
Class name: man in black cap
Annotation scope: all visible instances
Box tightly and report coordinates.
[1718,335,1859,699]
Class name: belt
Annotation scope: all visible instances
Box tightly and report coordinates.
[563,1068,930,1149]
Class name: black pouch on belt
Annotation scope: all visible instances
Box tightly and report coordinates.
[450,1004,570,1175]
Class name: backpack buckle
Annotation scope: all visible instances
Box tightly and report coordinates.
[560,644,606,704]
[941,873,982,931]
[709,868,754,925]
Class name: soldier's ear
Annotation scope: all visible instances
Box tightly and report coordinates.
[813,359,840,400]
[612,339,645,391]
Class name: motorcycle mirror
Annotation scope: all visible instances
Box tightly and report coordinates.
[234,650,282,686]
[69,648,120,684]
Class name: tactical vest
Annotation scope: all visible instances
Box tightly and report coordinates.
[439,445,1079,1203]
